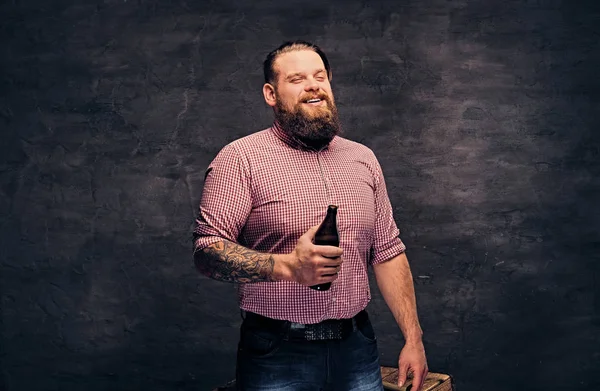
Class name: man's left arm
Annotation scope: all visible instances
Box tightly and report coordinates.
[367,151,428,390]
[373,251,428,389]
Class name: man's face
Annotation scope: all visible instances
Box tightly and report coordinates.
[263,50,341,148]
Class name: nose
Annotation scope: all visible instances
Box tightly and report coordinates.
[304,77,319,92]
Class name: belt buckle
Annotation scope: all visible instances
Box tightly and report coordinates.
[305,321,344,341]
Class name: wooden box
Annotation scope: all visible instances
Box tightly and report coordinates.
[380,366,453,391]
[213,366,453,390]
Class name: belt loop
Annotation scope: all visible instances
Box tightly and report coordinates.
[282,320,291,341]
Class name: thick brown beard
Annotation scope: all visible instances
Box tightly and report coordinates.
[274,93,342,150]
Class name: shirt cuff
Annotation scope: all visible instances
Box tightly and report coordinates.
[193,235,230,253]
[370,237,407,266]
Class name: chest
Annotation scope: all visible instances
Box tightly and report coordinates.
[247,151,377,244]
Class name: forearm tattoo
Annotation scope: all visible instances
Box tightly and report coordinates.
[194,240,276,283]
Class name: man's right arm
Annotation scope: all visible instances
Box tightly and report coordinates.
[193,143,284,284]
[194,226,343,286]
[194,239,292,283]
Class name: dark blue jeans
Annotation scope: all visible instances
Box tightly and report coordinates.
[235,313,384,391]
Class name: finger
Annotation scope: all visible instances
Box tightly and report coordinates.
[412,370,424,391]
[314,272,338,285]
[397,362,409,387]
[319,264,340,277]
[319,273,339,283]
[321,269,340,278]
[326,264,342,275]
[319,256,343,269]
[314,245,343,258]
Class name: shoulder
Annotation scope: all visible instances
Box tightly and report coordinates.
[208,128,267,161]
[224,128,274,152]
[211,128,273,162]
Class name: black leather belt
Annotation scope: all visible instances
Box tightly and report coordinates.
[243,310,370,341]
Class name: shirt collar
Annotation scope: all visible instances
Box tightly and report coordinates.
[271,121,338,152]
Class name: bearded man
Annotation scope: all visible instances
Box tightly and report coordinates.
[193,41,428,391]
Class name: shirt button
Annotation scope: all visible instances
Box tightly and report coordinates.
[332,298,337,302]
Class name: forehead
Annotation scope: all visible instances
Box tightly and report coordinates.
[273,50,325,79]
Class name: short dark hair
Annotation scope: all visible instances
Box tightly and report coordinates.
[263,40,332,85]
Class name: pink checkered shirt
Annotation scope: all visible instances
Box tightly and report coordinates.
[193,122,406,324]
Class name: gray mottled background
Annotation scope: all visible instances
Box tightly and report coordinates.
[1,0,599,390]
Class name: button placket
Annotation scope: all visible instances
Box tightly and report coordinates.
[316,152,333,206]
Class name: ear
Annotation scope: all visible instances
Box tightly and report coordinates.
[263,83,277,107]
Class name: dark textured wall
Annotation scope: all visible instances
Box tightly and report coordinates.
[1,0,599,390]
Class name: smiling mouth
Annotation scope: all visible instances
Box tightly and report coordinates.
[304,98,325,105]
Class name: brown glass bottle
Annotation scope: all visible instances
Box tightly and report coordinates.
[310,205,339,291]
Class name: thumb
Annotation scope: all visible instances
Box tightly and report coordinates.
[305,225,320,240]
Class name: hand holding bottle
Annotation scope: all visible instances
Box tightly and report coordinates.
[287,224,343,289]
[283,205,341,291]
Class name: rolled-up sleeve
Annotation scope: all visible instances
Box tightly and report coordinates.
[369,156,406,266]
[193,143,252,251]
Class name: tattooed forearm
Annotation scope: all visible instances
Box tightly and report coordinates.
[194,240,276,283]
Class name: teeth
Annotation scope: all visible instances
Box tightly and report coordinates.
[306,99,321,103]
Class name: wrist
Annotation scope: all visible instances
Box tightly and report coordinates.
[272,253,295,282]
[404,332,424,347]
[403,325,424,346]
[405,337,424,346]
